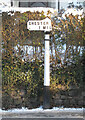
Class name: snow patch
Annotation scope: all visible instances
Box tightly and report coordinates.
[62,8,84,19]
[0,106,84,113]
[0,6,55,16]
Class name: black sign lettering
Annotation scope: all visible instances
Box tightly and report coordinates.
[43,26,46,29]
[39,26,40,29]
[32,22,34,25]
[37,22,39,25]
[43,22,45,25]
[29,22,31,25]
[46,22,49,25]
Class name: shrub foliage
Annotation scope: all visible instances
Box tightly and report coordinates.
[2,10,84,109]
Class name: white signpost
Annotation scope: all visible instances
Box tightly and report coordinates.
[27,17,52,109]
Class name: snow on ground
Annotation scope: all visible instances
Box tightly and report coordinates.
[1,6,55,13]
[0,4,55,16]
[0,106,84,113]
[62,8,84,19]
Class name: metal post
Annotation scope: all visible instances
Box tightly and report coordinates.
[43,32,50,109]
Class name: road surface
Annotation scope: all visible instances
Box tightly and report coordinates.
[1,118,85,120]
[0,109,84,120]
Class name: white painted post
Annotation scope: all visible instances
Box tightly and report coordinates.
[44,34,50,86]
[43,32,50,109]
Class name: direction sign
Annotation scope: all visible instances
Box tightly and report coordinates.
[27,17,52,32]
